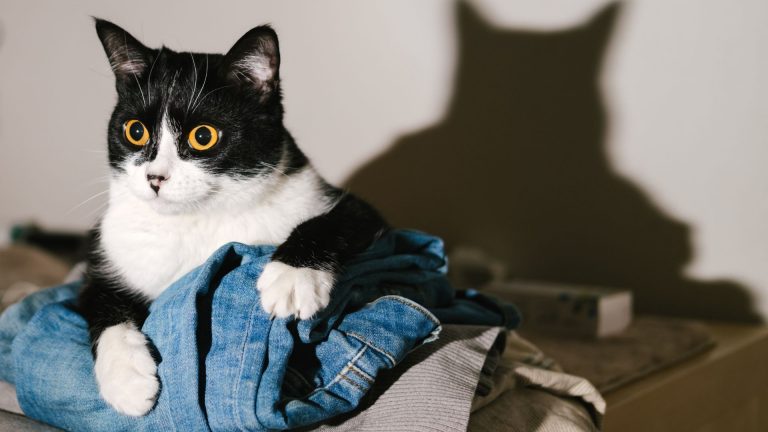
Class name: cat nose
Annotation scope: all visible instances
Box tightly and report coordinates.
[147,173,169,194]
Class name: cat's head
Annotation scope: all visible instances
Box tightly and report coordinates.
[95,19,289,214]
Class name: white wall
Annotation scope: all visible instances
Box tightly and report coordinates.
[1,0,766,320]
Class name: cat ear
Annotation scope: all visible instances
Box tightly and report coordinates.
[220,26,280,96]
[94,18,151,79]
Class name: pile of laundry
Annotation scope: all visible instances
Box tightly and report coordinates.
[0,230,603,431]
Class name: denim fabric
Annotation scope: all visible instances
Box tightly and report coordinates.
[0,230,519,431]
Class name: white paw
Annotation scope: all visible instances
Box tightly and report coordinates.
[257,261,335,319]
[94,323,159,417]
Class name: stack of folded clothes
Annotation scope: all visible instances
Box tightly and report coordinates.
[0,230,604,431]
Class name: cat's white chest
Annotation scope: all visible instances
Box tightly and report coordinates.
[100,202,278,299]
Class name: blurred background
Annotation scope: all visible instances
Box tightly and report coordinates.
[1,0,766,322]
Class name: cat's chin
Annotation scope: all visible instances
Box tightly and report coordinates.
[124,182,214,215]
[145,197,204,216]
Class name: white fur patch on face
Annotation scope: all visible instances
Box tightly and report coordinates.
[123,113,215,214]
[94,323,159,417]
[257,261,335,320]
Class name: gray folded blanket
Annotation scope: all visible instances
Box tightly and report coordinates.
[308,326,604,432]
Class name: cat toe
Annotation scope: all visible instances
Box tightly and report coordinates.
[259,273,297,317]
[293,271,333,319]
[257,261,334,319]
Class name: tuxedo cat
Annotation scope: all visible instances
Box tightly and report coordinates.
[78,19,385,416]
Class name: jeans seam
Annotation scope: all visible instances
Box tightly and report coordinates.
[338,373,367,391]
[281,343,367,405]
[234,299,260,431]
[371,295,441,326]
[276,343,372,407]
[326,345,369,388]
[277,344,369,407]
[345,332,397,365]
[348,364,374,384]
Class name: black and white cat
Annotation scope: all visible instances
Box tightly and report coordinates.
[78,20,386,416]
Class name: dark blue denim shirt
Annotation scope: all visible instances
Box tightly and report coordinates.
[0,230,518,431]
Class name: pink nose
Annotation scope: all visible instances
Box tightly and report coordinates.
[146,173,169,194]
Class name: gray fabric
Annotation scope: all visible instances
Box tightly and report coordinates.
[514,365,604,424]
[310,325,503,432]
[0,410,60,432]
[470,332,605,432]
[0,246,70,313]
[313,326,605,432]
[522,316,715,392]
[0,382,20,415]
[469,385,599,432]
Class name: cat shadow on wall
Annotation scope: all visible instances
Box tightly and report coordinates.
[346,2,761,322]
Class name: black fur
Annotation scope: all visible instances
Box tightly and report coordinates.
[79,19,387,356]
[273,191,387,271]
[79,229,151,355]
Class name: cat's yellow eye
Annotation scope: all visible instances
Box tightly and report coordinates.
[123,119,150,146]
[188,125,219,151]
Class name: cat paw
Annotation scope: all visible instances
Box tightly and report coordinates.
[94,323,159,417]
[257,261,335,319]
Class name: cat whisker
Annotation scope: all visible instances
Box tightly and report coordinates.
[132,73,146,107]
[66,189,112,215]
[83,188,128,220]
[186,53,198,115]
[83,199,112,220]
[328,189,350,211]
[258,162,289,177]
[146,47,163,105]
[168,70,180,100]
[191,85,232,113]
[233,70,250,84]
[190,55,209,112]
[122,33,147,107]
[228,168,275,180]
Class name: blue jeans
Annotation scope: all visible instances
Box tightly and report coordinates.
[0,230,518,431]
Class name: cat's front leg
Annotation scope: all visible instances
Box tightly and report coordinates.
[257,193,386,319]
[79,273,159,416]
